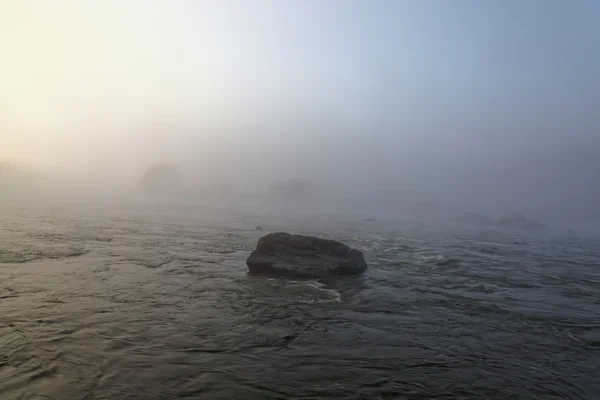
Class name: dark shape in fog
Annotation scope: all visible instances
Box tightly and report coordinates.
[0,162,25,180]
[140,163,182,196]
[267,178,321,205]
[459,212,496,226]
[497,213,547,230]
[0,162,41,197]
[246,232,367,279]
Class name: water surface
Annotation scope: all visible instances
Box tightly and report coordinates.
[1,203,599,399]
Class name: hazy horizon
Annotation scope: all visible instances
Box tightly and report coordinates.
[2,1,599,230]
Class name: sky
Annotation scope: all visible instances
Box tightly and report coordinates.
[1,0,599,223]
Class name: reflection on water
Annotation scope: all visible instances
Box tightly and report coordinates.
[0,204,599,399]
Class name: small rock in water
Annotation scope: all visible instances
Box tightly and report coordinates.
[255,226,264,231]
[246,232,368,279]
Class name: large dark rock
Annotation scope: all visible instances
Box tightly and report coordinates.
[246,232,367,278]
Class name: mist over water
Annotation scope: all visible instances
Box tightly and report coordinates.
[2,1,600,398]
[2,1,600,231]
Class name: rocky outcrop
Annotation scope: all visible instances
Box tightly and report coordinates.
[246,232,367,278]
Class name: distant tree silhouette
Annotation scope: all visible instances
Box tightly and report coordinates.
[140,163,182,195]
[267,178,320,203]
[0,161,10,176]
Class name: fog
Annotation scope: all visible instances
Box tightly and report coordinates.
[1,1,599,231]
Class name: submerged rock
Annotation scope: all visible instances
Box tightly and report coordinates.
[246,232,368,278]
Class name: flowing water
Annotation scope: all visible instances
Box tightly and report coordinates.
[1,202,599,399]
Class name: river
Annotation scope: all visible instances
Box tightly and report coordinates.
[1,202,599,399]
